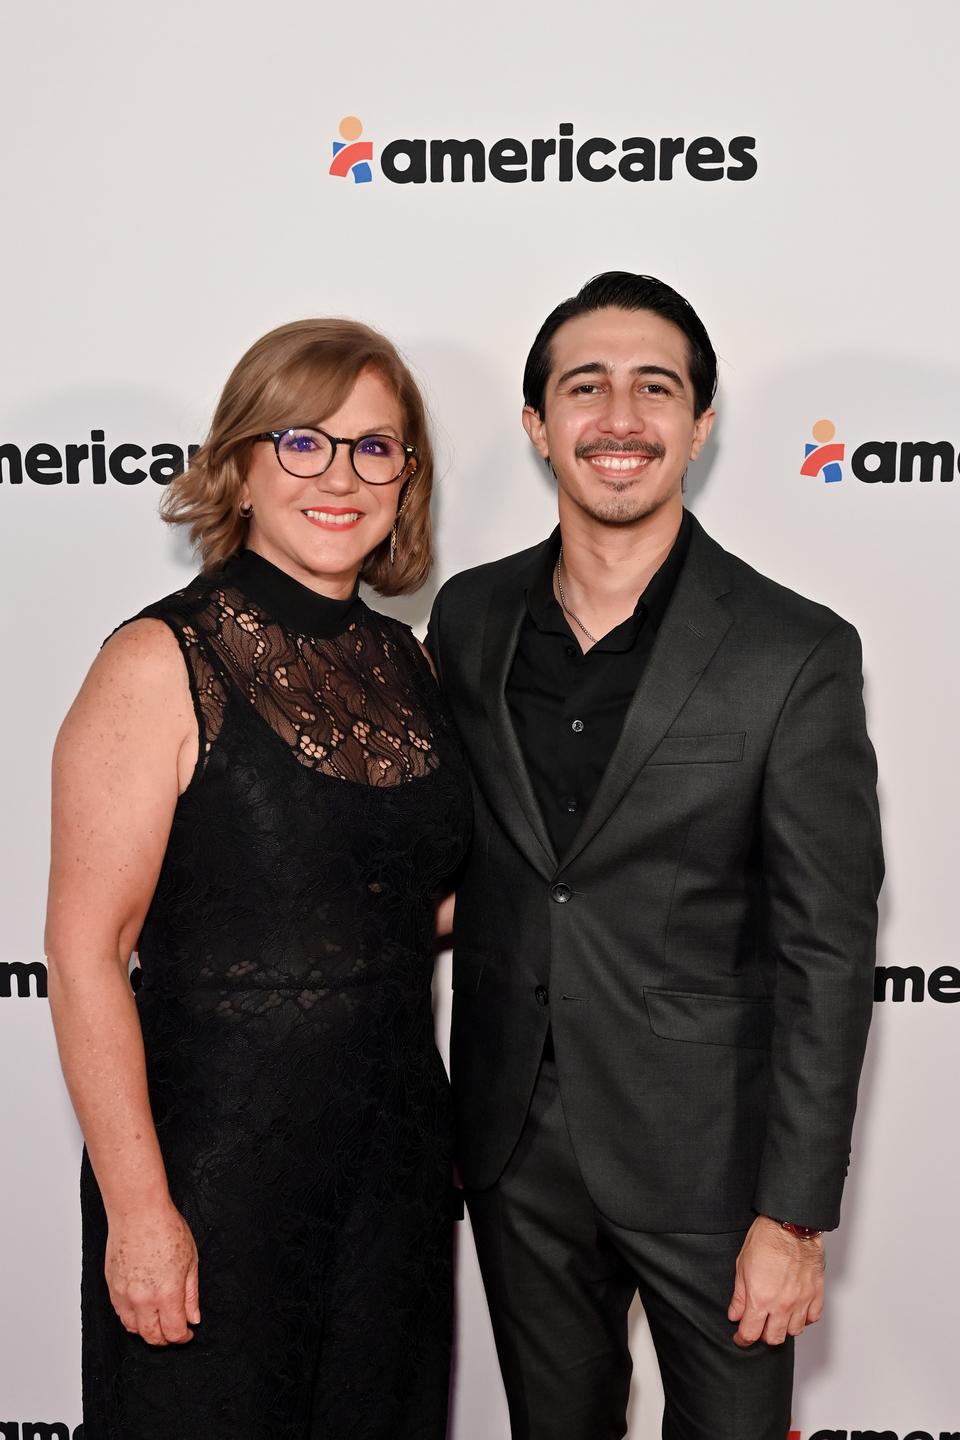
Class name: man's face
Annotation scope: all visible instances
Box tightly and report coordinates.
[523,306,715,527]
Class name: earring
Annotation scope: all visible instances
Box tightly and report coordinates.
[389,486,412,565]
[239,501,253,518]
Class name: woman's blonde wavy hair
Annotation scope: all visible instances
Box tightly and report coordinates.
[161,318,435,596]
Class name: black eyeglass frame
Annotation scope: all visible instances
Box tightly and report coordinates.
[257,427,417,485]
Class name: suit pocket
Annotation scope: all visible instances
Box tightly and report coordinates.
[452,948,487,995]
[644,987,773,1049]
[646,731,746,765]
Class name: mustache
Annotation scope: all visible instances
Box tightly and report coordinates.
[575,439,666,461]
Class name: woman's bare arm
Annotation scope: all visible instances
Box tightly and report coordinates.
[435,891,456,945]
[46,619,200,1346]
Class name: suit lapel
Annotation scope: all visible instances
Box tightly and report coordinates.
[478,543,558,880]
[557,518,735,872]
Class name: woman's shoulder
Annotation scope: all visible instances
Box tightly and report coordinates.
[126,567,224,631]
[65,613,196,763]
[97,568,227,689]
[100,568,236,662]
[96,611,197,698]
[360,604,438,684]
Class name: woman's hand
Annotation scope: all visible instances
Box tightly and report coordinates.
[106,1202,200,1345]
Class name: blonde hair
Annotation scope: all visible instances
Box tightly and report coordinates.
[161,318,435,596]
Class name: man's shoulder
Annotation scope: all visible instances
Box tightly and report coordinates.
[703,522,856,646]
[434,537,550,610]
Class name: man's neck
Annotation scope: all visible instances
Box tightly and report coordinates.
[555,498,684,651]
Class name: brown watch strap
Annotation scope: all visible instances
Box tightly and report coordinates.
[777,1220,823,1240]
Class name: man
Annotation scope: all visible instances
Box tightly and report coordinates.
[427,272,882,1440]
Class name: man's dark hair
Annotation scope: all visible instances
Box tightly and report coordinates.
[522,271,718,419]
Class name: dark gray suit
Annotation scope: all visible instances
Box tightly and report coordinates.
[427,514,883,1437]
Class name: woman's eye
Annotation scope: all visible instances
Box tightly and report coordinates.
[281,432,319,452]
[356,436,391,457]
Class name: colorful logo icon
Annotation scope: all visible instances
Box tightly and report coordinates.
[801,419,845,483]
[330,115,373,183]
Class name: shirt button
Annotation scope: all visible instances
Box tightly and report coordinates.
[571,719,584,733]
[534,985,549,1007]
[551,882,572,904]
[565,798,578,813]
[564,645,578,660]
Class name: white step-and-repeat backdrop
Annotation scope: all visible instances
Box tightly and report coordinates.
[2,2,957,1436]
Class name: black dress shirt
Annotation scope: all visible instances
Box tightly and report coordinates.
[506,510,692,858]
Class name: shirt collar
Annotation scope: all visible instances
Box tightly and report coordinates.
[524,508,692,653]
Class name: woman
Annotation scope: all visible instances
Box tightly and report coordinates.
[45,319,472,1439]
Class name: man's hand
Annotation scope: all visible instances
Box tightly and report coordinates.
[727,1215,825,1347]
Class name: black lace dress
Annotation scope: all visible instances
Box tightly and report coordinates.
[79,549,472,1440]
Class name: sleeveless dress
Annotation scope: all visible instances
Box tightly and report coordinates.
[79,548,472,1440]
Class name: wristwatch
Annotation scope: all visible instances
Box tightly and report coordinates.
[776,1220,823,1241]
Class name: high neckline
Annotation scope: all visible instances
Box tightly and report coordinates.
[221,549,363,639]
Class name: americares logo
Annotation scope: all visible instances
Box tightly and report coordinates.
[0,1424,83,1439]
[789,1430,959,1439]
[330,115,373,183]
[0,431,198,486]
[329,115,757,185]
[802,419,958,484]
[874,964,960,1004]
[0,961,49,998]
[802,419,844,483]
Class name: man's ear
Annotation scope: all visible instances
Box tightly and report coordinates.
[522,404,550,461]
[689,406,716,462]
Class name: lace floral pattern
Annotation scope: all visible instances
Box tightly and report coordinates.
[184,582,441,786]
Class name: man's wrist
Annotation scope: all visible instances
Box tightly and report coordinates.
[765,1215,823,1241]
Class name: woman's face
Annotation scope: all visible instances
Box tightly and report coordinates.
[241,367,414,598]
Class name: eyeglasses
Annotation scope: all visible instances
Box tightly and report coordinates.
[257,427,417,486]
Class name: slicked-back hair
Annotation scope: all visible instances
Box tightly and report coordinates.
[522,271,718,419]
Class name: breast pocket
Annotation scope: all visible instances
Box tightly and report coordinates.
[644,987,773,1049]
[646,731,746,766]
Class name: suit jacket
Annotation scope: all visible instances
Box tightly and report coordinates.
[427,514,883,1233]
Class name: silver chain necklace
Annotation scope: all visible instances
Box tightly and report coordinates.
[554,547,598,645]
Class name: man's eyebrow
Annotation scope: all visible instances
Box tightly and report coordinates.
[555,362,610,387]
[554,362,686,389]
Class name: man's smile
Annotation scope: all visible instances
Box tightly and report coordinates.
[575,440,665,481]
[585,453,655,477]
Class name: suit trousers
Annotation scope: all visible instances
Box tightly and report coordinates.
[466,1059,794,1440]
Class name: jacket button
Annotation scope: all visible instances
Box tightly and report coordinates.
[535,985,549,1006]
[551,882,572,904]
